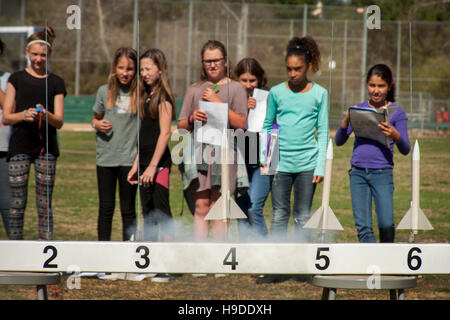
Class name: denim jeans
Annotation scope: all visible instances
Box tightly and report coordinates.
[349,166,395,243]
[236,164,270,241]
[270,170,316,242]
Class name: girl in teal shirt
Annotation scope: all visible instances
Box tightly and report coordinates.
[262,36,329,243]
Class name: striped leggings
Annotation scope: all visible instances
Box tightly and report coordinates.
[8,154,56,240]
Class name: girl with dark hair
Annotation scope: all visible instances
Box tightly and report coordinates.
[91,47,138,241]
[335,63,410,243]
[2,26,66,240]
[178,40,248,241]
[261,36,329,243]
[233,57,270,241]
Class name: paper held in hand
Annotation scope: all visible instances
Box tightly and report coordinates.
[195,101,229,146]
[246,88,269,133]
[349,105,397,147]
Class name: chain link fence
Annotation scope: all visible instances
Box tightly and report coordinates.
[0,0,449,129]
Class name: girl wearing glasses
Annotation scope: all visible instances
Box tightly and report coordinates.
[178,40,248,241]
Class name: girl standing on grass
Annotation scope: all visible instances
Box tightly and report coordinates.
[177,40,248,241]
[335,64,410,243]
[233,57,270,241]
[262,36,329,243]
[0,38,12,236]
[2,27,66,240]
[127,48,175,242]
[91,47,138,241]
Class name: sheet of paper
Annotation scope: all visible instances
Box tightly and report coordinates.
[247,88,269,132]
[349,106,396,147]
[195,101,228,146]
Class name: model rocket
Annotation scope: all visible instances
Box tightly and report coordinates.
[205,128,247,221]
[304,139,343,231]
[397,140,433,233]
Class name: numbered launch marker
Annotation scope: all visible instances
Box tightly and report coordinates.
[0,241,449,275]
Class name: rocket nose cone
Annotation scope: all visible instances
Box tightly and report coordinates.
[413,140,420,161]
[326,139,334,159]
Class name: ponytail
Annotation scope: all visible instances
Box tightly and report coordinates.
[286,36,321,73]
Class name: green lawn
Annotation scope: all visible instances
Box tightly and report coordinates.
[0,132,448,301]
[1,131,448,243]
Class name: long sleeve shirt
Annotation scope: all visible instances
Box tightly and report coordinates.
[335,101,410,169]
[262,81,329,176]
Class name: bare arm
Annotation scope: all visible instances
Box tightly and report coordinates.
[140,101,173,186]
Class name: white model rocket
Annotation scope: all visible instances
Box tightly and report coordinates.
[205,129,247,221]
[397,140,433,233]
[304,139,343,231]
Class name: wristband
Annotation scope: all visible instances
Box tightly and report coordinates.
[188,115,193,125]
[92,120,98,130]
[23,110,26,121]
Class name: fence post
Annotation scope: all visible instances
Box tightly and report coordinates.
[242,3,248,59]
[132,0,138,50]
[303,4,308,36]
[396,21,402,102]
[75,0,82,96]
[342,20,348,113]
[186,0,194,89]
[360,9,368,102]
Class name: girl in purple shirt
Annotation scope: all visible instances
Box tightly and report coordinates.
[335,64,410,243]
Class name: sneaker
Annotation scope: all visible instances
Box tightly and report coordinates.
[152,273,174,283]
[192,273,207,278]
[256,275,289,284]
[214,274,228,278]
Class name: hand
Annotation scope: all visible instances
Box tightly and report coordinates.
[247,97,256,109]
[191,109,207,122]
[259,164,267,175]
[127,166,138,185]
[378,121,400,141]
[95,119,113,133]
[23,107,43,122]
[312,175,323,184]
[140,165,157,187]
[202,88,221,102]
[341,109,350,128]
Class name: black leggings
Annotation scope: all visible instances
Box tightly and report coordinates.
[96,165,137,241]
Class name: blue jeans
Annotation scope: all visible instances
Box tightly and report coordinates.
[270,170,316,242]
[349,166,395,243]
[236,164,270,241]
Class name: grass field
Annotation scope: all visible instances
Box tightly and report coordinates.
[0,131,448,300]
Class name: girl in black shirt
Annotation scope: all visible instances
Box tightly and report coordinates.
[127,49,176,244]
[2,26,66,240]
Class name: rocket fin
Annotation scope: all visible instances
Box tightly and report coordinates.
[304,206,344,230]
[304,206,324,229]
[229,197,248,219]
[324,206,344,230]
[205,195,226,221]
[397,208,433,230]
[204,195,247,220]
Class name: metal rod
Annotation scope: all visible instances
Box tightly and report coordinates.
[136,19,142,241]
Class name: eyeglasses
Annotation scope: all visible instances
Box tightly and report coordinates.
[202,58,224,66]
